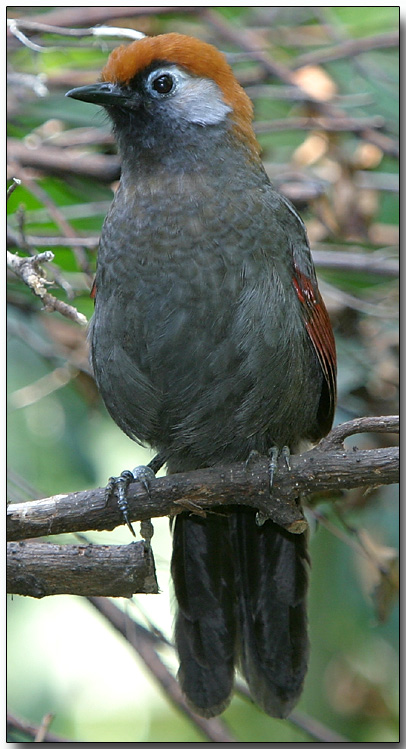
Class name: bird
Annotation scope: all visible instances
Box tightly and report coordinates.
[66,32,337,719]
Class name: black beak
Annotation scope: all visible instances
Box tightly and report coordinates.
[66,82,131,107]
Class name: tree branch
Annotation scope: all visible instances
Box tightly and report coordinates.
[7,417,399,543]
[317,415,399,450]
[7,541,158,598]
[7,138,121,182]
[255,115,385,134]
[10,7,197,30]
[311,247,399,278]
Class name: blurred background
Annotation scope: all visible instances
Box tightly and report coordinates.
[7,6,399,742]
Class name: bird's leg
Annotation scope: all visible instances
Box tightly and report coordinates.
[105,453,166,537]
[256,445,292,526]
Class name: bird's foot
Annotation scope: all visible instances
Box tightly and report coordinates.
[105,470,136,536]
[105,463,157,537]
[256,446,291,527]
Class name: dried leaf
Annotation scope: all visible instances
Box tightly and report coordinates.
[293,132,329,166]
[357,529,399,622]
[291,64,337,101]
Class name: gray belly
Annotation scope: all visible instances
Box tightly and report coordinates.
[90,263,323,470]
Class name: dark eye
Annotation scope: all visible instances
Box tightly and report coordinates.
[152,74,174,95]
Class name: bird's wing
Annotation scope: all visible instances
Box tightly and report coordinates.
[292,257,337,437]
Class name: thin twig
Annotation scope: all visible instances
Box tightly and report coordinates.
[292,31,399,69]
[7,712,72,743]
[8,200,112,225]
[7,177,21,200]
[7,250,87,326]
[308,508,374,559]
[9,366,78,409]
[7,228,99,250]
[21,175,94,279]
[88,597,237,742]
[288,709,350,743]
[34,713,55,743]
[255,115,385,134]
[245,85,374,106]
[7,17,146,41]
[11,7,197,29]
[312,248,398,278]
[319,280,397,319]
[8,211,75,299]
[7,248,54,276]
[355,171,399,192]
[7,316,92,378]
[8,19,49,51]
[236,682,349,742]
[201,8,303,86]
[37,126,114,149]
[7,468,43,504]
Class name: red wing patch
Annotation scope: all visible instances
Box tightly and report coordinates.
[292,261,337,423]
[90,278,97,300]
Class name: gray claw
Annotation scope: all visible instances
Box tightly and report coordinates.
[245,449,261,471]
[281,445,291,471]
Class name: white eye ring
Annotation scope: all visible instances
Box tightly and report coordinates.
[146,68,180,98]
[144,66,232,125]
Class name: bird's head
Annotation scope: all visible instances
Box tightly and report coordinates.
[66,33,260,161]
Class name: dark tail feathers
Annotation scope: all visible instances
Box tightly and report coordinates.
[171,507,309,718]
